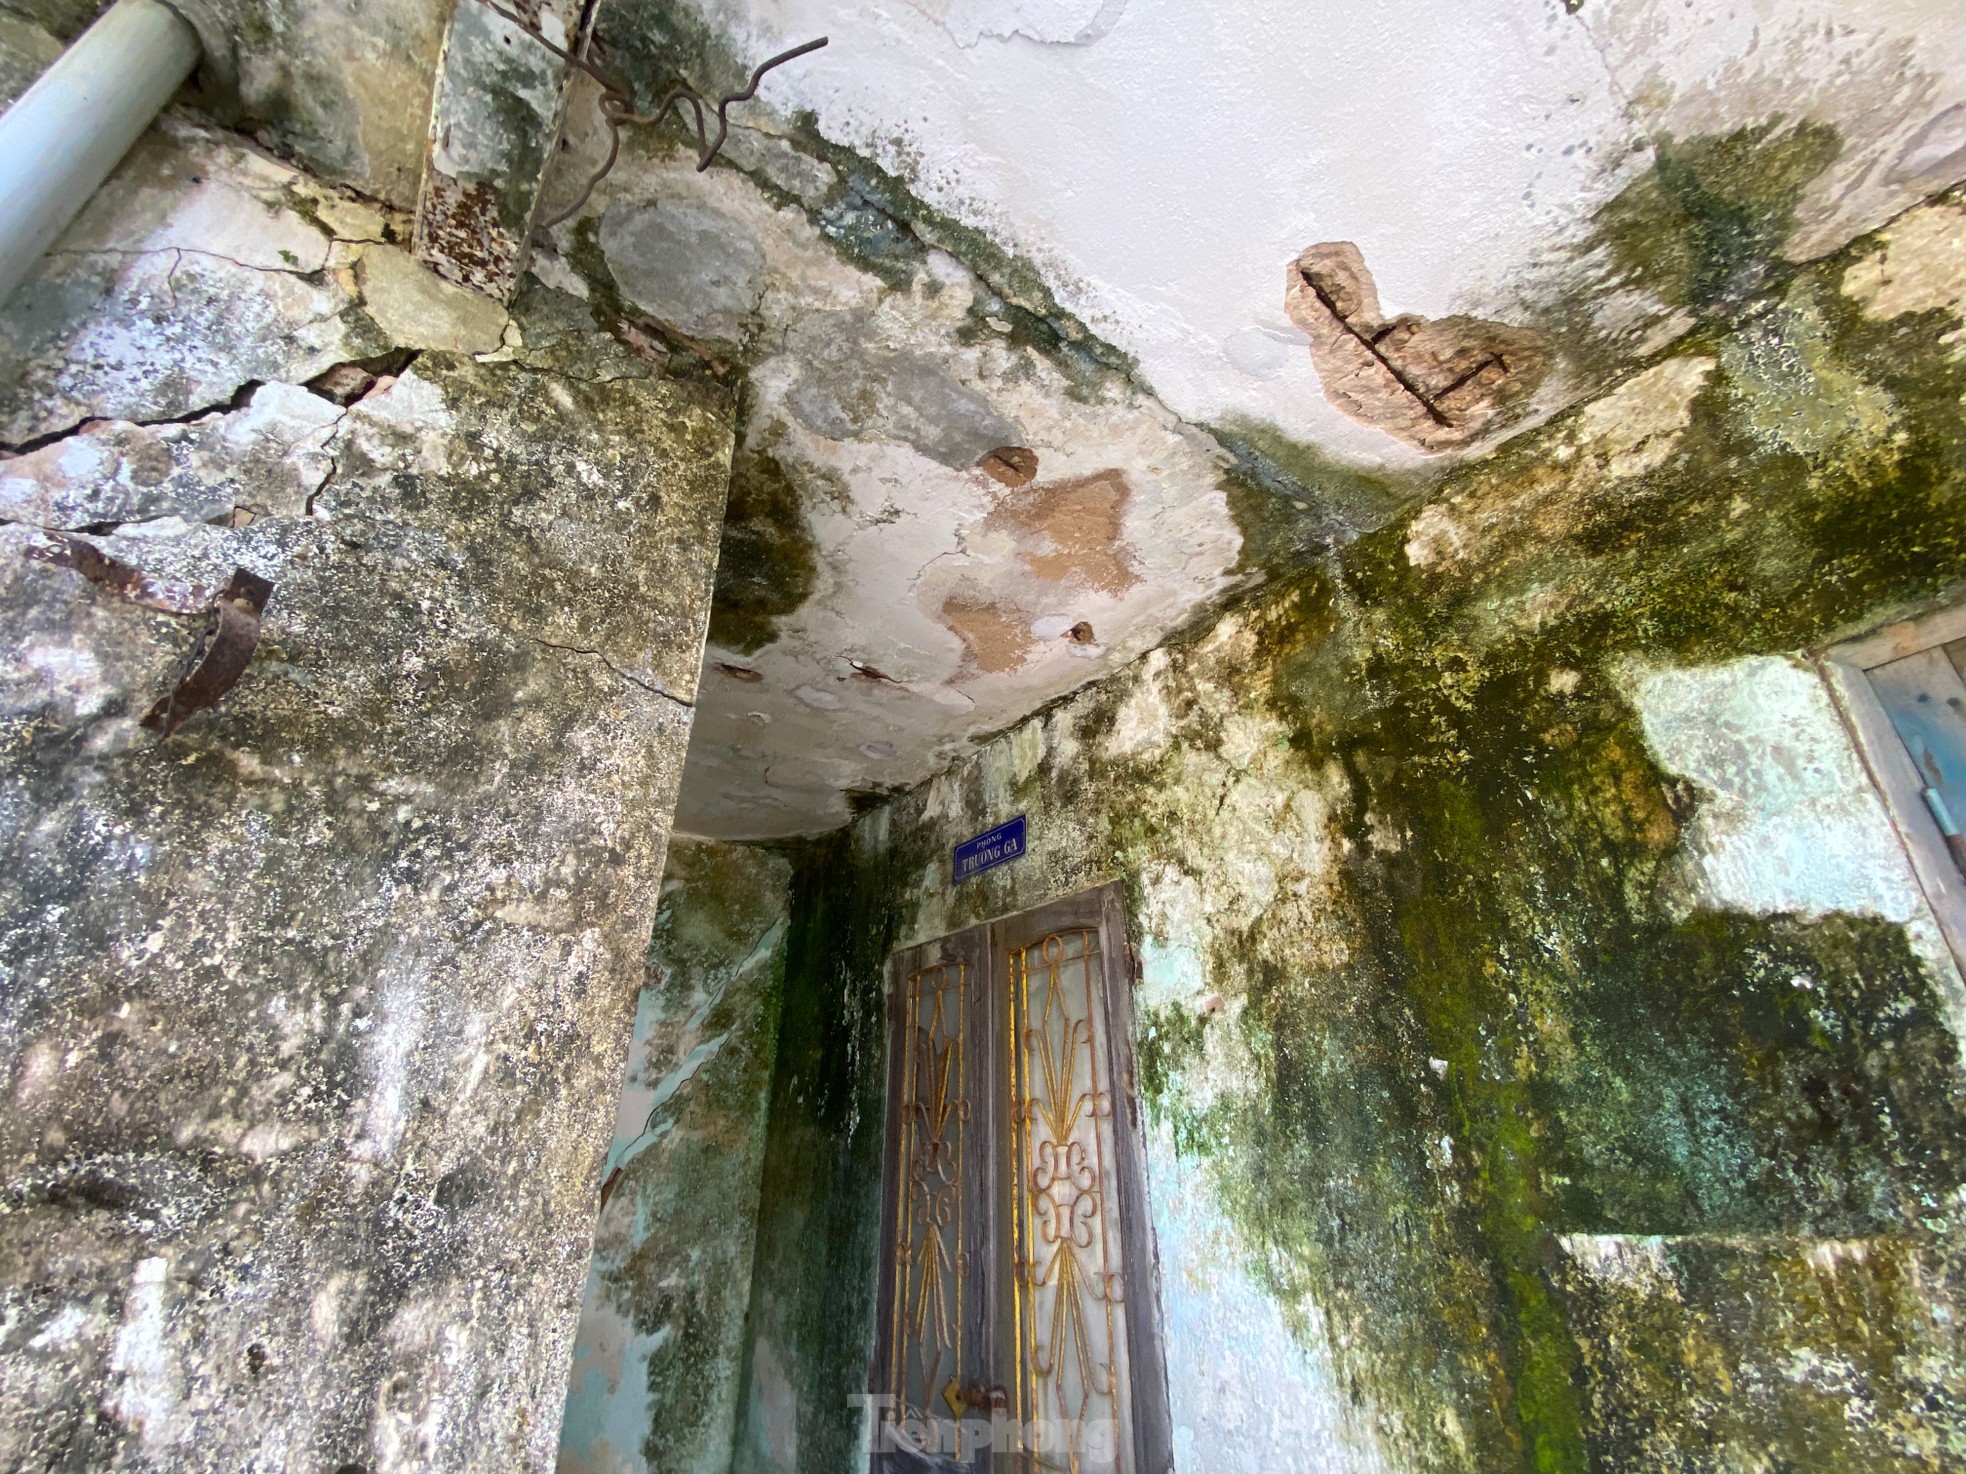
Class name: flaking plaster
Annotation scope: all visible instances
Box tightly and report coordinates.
[661,0,1966,466]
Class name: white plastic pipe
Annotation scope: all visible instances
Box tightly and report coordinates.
[0,0,200,307]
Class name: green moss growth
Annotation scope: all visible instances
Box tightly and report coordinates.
[1137,1001,1206,1111]
[1589,121,1842,320]
[1208,203,1966,1469]
[592,841,790,1474]
[1137,1003,1222,1156]
[1210,414,1425,571]
[568,1,1155,405]
[788,121,1130,371]
[565,215,631,332]
[583,0,753,114]
[732,829,919,1474]
[809,178,931,293]
[729,135,1966,1474]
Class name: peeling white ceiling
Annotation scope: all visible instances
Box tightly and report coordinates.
[676,0,1966,465]
[635,0,1966,839]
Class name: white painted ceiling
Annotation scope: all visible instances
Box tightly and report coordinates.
[675,0,1966,467]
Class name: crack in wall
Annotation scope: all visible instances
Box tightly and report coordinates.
[511,629,697,709]
[1,380,271,457]
[1565,4,1644,132]
[49,243,331,276]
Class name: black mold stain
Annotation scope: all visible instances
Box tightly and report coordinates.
[1588,121,1844,323]
[1209,413,1427,573]
[707,446,821,656]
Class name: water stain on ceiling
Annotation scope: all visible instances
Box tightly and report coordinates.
[931,467,1138,674]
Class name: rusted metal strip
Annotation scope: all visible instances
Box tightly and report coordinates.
[140,568,275,736]
[19,530,273,735]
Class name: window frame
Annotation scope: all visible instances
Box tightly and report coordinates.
[1818,599,1966,975]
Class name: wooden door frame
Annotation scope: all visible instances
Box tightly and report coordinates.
[871,882,1175,1474]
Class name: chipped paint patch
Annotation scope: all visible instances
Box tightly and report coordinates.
[0,384,342,527]
[548,140,1247,838]
[1286,241,1550,453]
[1842,198,1966,347]
[936,589,1037,675]
[985,468,1138,593]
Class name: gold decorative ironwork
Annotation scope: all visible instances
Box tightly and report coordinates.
[1009,930,1131,1473]
[888,960,972,1457]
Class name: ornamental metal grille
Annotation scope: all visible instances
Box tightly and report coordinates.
[872,885,1171,1474]
[1008,928,1131,1474]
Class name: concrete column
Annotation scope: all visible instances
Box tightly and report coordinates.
[0,361,736,1469]
[0,0,199,307]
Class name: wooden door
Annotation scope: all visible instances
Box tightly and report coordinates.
[871,884,1172,1474]
[874,920,997,1473]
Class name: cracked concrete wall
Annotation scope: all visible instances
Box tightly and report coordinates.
[736,186,1966,1474]
[558,839,789,1474]
[0,113,735,1472]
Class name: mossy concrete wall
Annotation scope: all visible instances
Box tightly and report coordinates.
[729,827,904,1474]
[559,838,790,1474]
[0,113,734,1471]
[741,188,1966,1473]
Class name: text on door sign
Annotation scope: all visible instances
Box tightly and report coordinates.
[953,815,1027,882]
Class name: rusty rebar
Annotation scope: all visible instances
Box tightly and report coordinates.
[476,0,826,229]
